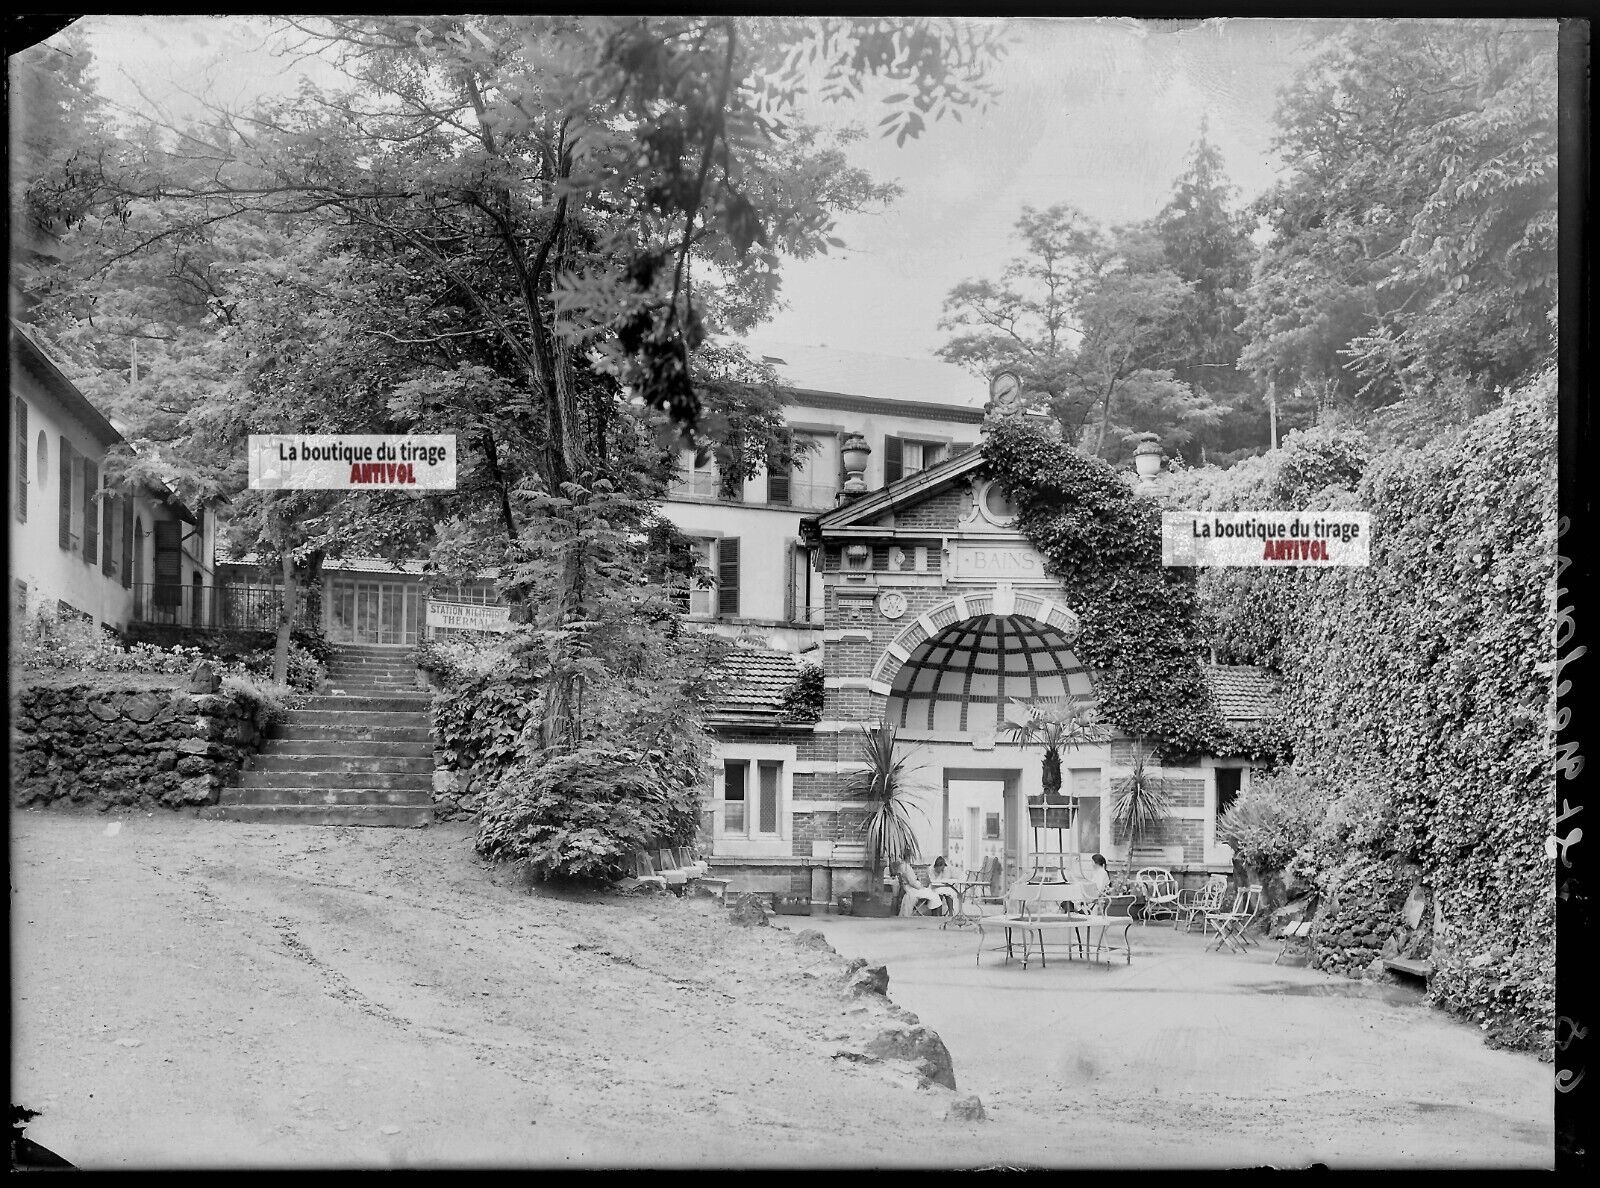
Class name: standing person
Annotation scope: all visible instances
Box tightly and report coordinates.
[894,851,945,917]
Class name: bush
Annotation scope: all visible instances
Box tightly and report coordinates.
[1217,768,1324,874]
[15,606,205,675]
[433,669,542,775]
[220,673,305,729]
[241,642,326,692]
[476,745,702,883]
[779,662,825,723]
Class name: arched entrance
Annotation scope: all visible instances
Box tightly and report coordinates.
[876,597,1103,885]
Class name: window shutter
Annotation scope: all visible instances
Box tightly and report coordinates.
[58,437,74,550]
[13,398,26,522]
[716,536,740,618]
[883,435,903,484]
[153,520,183,605]
[120,498,134,589]
[767,463,790,506]
[82,459,99,565]
[102,497,116,576]
[758,762,780,833]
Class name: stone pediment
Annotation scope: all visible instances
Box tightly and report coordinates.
[811,447,1027,539]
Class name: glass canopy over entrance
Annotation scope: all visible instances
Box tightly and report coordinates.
[886,614,1094,735]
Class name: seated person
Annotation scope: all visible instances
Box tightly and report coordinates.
[1081,852,1111,910]
[894,851,946,917]
[927,855,960,916]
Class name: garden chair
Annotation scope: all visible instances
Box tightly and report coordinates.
[624,851,669,894]
[673,846,731,901]
[964,868,1005,919]
[1134,867,1181,926]
[1175,875,1227,932]
[651,849,691,896]
[1274,919,1316,964]
[1207,884,1264,953]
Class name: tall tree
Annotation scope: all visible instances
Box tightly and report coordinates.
[1239,20,1557,423]
[937,206,1223,461]
[1149,125,1263,463]
[24,14,1003,725]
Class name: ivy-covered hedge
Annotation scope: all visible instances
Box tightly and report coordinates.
[1278,378,1556,1051]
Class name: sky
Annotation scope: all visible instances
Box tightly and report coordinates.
[55,15,1320,362]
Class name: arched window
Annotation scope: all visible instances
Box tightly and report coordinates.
[36,430,47,484]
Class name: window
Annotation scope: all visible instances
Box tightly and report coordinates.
[36,429,47,485]
[883,436,946,484]
[979,480,1019,527]
[687,537,740,618]
[153,520,184,606]
[13,398,27,522]
[120,500,135,590]
[984,813,1002,839]
[721,758,782,839]
[1215,768,1243,823]
[771,432,838,508]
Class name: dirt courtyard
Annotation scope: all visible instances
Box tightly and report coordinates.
[10,809,1553,1169]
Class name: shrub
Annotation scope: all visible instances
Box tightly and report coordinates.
[433,669,542,775]
[476,745,703,883]
[1217,768,1325,874]
[779,662,825,723]
[220,673,305,728]
[242,642,326,692]
[15,606,204,675]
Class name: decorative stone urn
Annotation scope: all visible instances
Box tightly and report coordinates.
[1133,433,1164,484]
[840,432,872,497]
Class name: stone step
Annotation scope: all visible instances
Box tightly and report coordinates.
[269,723,433,744]
[248,753,434,775]
[268,738,434,758]
[325,660,416,670]
[278,709,431,729]
[324,672,417,682]
[301,695,432,712]
[239,768,434,790]
[323,680,421,691]
[200,803,432,828]
[219,786,432,807]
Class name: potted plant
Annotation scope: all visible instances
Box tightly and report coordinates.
[1111,740,1174,915]
[841,722,928,917]
[1003,695,1097,831]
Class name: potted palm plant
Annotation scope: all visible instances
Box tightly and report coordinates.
[1004,695,1097,830]
[1110,741,1174,918]
[841,721,928,917]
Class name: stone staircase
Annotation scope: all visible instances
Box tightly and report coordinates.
[208,644,434,827]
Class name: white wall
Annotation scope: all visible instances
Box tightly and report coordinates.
[10,378,205,632]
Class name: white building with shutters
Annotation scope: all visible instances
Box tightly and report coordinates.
[9,321,215,634]
[661,340,987,655]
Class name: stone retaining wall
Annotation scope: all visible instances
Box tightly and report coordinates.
[1309,853,1427,978]
[10,682,272,811]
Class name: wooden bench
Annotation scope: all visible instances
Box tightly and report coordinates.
[1383,957,1433,981]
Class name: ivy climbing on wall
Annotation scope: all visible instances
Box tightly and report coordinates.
[981,415,1282,762]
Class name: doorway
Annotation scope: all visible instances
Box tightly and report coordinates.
[942,767,1022,884]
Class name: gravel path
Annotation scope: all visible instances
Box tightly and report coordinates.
[10,809,1552,1168]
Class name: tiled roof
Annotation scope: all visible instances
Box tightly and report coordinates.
[1205,664,1281,721]
[707,645,810,722]
[223,553,432,576]
[733,337,986,410]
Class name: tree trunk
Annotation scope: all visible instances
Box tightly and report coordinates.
[273,543,296,687]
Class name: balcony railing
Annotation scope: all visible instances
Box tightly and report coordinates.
[130,583,319,630]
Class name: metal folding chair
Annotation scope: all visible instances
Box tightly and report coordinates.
[1208,883,1264,953]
